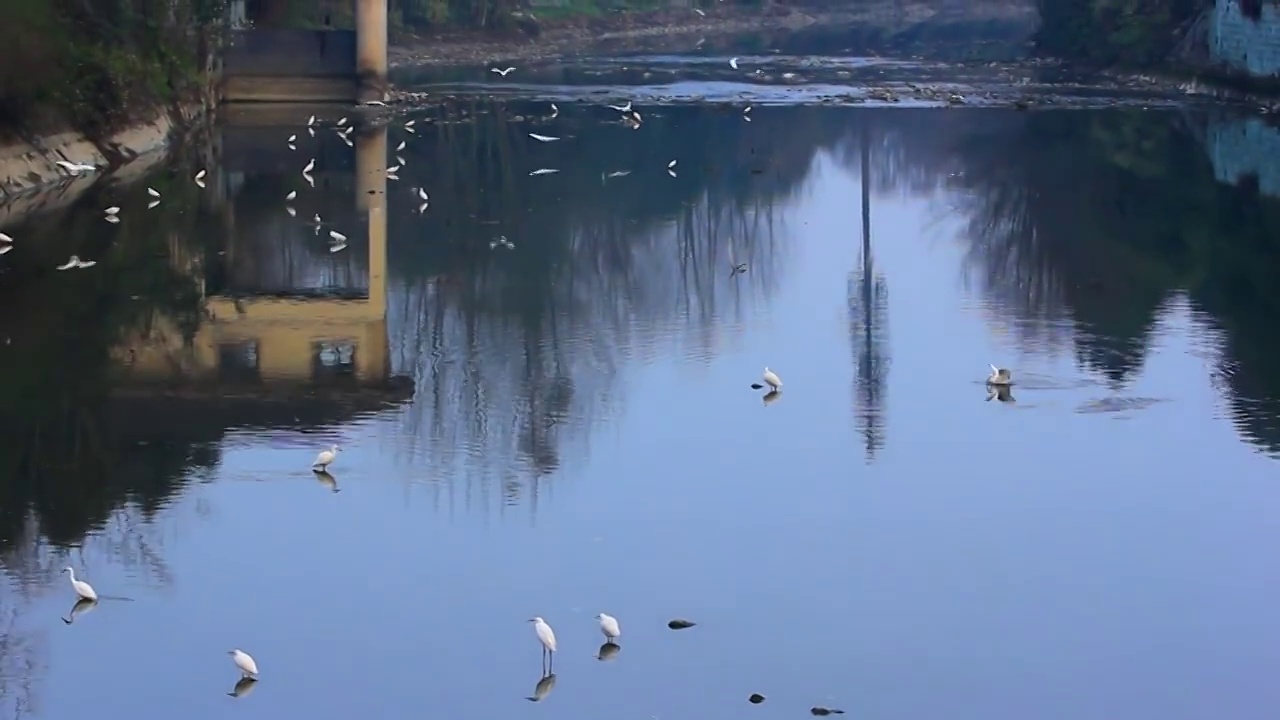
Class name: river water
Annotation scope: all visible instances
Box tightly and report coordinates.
[2,43,1280,720]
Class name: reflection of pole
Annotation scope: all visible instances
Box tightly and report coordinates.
[355,126,387,318]
[861,123,871,288]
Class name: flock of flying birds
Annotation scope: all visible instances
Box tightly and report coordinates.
[2,56,764,274]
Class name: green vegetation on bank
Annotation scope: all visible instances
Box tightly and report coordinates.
[1033,0,1208,67]
[0,0,224,139]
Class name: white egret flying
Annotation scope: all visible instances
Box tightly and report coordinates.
[229,649,258,678]
[763,366,782,392]
[491,66,516,76]
[530,617,557,668]
[312,444,339,471]
[55,160,97,175]
[61,567,98,601]
[595,612,621,642]
[730,57,740,70]
[987,364,1012,386]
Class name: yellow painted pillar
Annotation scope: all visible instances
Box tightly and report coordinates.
[354,0,388,102]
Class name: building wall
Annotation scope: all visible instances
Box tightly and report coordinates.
[1211,0,1280,78]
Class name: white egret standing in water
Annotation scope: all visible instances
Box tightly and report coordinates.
[595,613,621,642]
[529,617,557,669]
[61,567,98,601]
[987,364,1012,386]
[229,649,258,679]
[763,367,782,392]
[312,444,339,471]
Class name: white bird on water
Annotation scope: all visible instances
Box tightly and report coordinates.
[303,158,316,174]
[491,66,516,77]
[61,567,98,601]
[0,232,12,243]
[595,613,621,642]
[729,57,740,70]
[229,649,258,679]
[763,366,782,392]
[147,187,160,198]
[104,206,120,216]
[528,133,560,142]
[530,617,557,668]
[312,444,339,471]
[987,364,1012,386]
[56,256,95,270]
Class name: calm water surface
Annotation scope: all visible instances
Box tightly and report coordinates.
[2,55,1280,720]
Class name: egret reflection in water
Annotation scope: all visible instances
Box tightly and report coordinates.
[596,642,621,661]
[228,676,258,698]
[527,672,556,702]
[313,470,340,493]
[61,597,98,625]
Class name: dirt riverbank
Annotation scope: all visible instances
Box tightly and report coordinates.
[389,0,1032,67]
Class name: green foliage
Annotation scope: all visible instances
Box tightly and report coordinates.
[1034,0,1208,66]
[0,0,225,139]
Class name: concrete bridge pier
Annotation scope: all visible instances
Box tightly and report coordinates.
[355,0,389,103]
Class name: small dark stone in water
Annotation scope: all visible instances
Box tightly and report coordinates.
[667,619,696,629]
[811,708,845,716]
[748,693,766,704]
[750,383,764,390]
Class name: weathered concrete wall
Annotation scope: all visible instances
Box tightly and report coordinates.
[1212,0,1280,78]
[1208,115,1280,197]
[224,29,357,78]
[0,107,202,215]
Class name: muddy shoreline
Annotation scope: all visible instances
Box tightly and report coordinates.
[389,5,815,68]
[388,0,1035,68]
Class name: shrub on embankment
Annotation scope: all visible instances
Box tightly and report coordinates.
[1033,0,1210,67]
[0,0,224,143]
